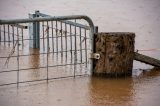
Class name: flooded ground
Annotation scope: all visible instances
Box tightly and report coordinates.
[0,0,160,106]
[0,73,160,106]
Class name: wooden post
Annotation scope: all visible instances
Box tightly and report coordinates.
[93,32,135,77]
[134,52,160,67]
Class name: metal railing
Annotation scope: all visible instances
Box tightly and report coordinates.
[0,12,94,86]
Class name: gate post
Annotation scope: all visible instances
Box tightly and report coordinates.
[29,11,40,48]
[93,32,135,77]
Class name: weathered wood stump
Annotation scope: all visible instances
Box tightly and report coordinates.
[93,32,135,77]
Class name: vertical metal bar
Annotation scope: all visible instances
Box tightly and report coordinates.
[47,21,49,50]
[8,25,10,45]
[84,29,87,67]
[21,28,24,46]
[56,21,58,53]
[93,26,98,72]
[94,26,98,34]
[35,20,40,48]
[74,20,77,54]
[74,20,77,78]
[3,25,5,44]
[60,22,63,55]
[17,27,19,87]
[73,64,76,78]
[42,21,45,51]
[29,13,40,49]
[89,26,94,75]
[65,23,67,57]
[51,21,54,52]
[12,25,14,45]
[70,25,72,63]
[79,27,82,63]
[46,21,49,82]
[29,14,34,48]
[0,25,1,42]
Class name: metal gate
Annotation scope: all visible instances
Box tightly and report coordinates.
[0,11,94,86]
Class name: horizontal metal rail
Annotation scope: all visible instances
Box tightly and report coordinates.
[0,49,90,58]
[10,24,28,29]
[0,34,90,42]
[0,62,87,73]
[0,74,89,87]
[0,15,94,28]
[36,12,90,30]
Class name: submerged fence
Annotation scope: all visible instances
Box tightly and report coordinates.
[0,11,94,86]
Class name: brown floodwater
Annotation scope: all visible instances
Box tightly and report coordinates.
[0,0,160,106]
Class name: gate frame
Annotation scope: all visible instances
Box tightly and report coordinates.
[0,15,95,86]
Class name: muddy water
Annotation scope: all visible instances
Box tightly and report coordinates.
[0,72,160,106]
[0,0,160,106]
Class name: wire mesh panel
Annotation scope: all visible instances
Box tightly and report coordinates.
[0,14,94,86]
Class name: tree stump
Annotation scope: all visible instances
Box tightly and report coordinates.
[93,32,135,77]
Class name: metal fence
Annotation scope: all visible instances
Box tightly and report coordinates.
[0,11,94,86]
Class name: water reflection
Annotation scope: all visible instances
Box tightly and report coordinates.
[29,49,40,79]
[89,77,134,106]
[144,68,160,77]
[29,49,40,68]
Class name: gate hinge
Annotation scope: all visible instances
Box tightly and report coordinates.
[89,53,100,59]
